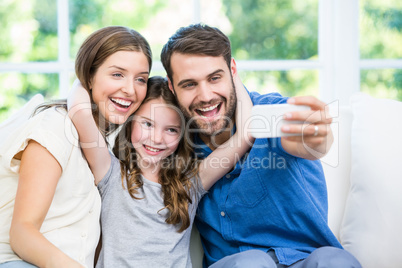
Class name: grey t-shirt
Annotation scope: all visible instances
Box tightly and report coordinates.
[96,155,206,268]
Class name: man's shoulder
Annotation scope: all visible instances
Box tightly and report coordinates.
[249,91,289,105]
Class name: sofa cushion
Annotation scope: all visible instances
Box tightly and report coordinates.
[321,105,353,240]
[340,93,402,268]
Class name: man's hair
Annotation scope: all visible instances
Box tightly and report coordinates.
[160,23,231,84]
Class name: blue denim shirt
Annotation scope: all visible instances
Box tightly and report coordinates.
[194,91,342,267]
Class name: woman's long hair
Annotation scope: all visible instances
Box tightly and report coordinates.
[113,76,199,232]
[34,26,152,137]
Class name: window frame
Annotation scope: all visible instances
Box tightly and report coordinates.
[0,0,401,106]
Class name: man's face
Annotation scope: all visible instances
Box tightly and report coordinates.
[168,53,236,136]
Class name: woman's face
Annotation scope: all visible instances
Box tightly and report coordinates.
[91,50,150,125]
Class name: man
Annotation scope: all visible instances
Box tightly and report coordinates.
[161,24,361,268]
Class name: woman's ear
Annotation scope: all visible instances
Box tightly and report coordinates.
[88,78,93,93]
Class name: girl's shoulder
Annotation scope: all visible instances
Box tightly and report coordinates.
[189,174,207,200]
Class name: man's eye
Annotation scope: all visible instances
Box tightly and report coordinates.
[183,82,195,88]
[211,76,220,81]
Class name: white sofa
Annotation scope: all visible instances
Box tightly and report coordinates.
[190,93,402,268]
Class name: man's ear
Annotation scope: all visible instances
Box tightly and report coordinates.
[167,76,175,95]
[230,58,238,78]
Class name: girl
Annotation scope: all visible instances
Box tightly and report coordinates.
[0,26,152,268]
[67,75,253,267]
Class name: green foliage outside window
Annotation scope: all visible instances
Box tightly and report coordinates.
[224,0,318,60]
[0,0,401,123]
[360,0,402,100]
[223,0,318,97]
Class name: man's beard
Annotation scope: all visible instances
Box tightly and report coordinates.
[180,80,237,137]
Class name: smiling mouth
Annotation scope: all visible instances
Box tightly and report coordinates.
[195,103,222,118]
[143,145,164,153]
[110,97,132,109]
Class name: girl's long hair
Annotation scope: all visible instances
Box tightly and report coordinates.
[113,76,199,232]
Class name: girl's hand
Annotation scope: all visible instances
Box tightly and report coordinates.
[67,79,92,118]
[66,79,110,185]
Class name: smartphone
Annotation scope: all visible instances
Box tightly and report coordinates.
[249,104,310,138]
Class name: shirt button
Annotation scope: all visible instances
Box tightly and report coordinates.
[225,174,231,179]
[81,232,87,238]
[89,209,93,214]
[220,211,225,217]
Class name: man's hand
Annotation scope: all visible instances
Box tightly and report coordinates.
[280,96,334,160]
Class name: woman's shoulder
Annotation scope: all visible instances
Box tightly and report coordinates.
[35,106,68,124]
[0,106,69,148]
[35,106,77,137]
[0,106,76,173]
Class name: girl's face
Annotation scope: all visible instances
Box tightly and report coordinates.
[131,97,182,167]
[91,50,150,125]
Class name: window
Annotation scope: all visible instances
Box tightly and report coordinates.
[359,0,402,100]
[1,0,401,122]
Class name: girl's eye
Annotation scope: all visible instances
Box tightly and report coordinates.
[167,128,179,133]
[142,121,152,128]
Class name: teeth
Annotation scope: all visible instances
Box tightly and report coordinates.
[111,98,132,107]
[197,103,219,112]
[145,145,161,152]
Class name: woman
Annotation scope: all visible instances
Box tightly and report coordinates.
[0,26,152,268]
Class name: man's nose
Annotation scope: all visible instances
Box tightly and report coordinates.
[197,82,214,102]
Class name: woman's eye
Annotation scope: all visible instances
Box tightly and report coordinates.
[136,77,147,84]
[113,73,123,78]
